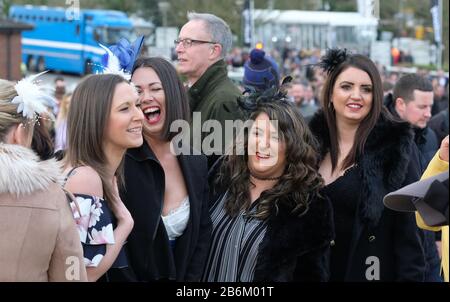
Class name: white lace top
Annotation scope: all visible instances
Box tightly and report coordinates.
[161,197,190,241]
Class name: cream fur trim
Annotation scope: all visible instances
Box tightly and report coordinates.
[0,143,63,196]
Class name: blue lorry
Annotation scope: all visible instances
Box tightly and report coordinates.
[9,5,135,75]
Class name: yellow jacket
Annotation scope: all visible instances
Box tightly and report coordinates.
[416,152,449,282]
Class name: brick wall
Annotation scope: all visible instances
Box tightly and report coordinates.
[0,33,22,81]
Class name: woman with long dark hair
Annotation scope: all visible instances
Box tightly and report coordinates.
[309,49,426,281]
[119,57,212,281]
[203,90,334,281]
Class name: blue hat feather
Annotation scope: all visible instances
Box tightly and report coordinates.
[101,36,145,73]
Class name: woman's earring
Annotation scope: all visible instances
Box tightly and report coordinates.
[328,101,334,111]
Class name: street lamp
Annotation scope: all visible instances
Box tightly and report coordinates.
[158,1,170,28]
[158,1,171,50]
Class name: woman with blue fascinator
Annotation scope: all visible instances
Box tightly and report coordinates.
[118,56,212,282]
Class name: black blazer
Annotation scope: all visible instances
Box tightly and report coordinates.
[119,143,212,281]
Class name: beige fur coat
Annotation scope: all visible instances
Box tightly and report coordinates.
[0,143,86,281]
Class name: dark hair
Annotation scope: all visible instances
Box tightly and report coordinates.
[54,76,65,83]
[31,116,54,160]
[320,53,383,172]
[218,99,323,220]
[65,74,128,204]
[393,74,433,103]
[132,57,190,141]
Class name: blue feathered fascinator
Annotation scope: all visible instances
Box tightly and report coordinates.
[100,36,145,79]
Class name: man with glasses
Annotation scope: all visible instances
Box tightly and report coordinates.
[176,12,243,168]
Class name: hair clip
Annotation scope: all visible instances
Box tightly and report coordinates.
[238,76,292,113]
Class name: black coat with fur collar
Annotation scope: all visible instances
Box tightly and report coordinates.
[208,161,335,282]
[252,193,334,281]
[309,110,426,281]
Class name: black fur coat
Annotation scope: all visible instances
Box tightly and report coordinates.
[308,110,426,281]
[252,193,335,281]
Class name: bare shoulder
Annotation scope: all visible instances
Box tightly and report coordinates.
[64,166,104,198]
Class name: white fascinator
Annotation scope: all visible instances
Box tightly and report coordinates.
[11,71,55,120]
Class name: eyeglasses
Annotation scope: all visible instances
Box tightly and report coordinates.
[174,38,217,48]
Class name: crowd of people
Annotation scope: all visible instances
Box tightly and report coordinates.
[0,12,448,282]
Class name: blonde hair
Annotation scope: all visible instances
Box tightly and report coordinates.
[55,93,72,129]
[0,79,33,142]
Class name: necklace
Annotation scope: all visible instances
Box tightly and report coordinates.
[250,173,282,181]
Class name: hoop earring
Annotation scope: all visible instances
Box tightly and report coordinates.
[328,101,334,111]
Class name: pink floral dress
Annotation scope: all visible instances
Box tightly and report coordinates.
[70,194,127,268]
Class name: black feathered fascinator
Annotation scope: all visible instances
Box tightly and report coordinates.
[318,48,350,75]
[238,76,293,114]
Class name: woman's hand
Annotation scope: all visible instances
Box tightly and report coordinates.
[110,177,134,229]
